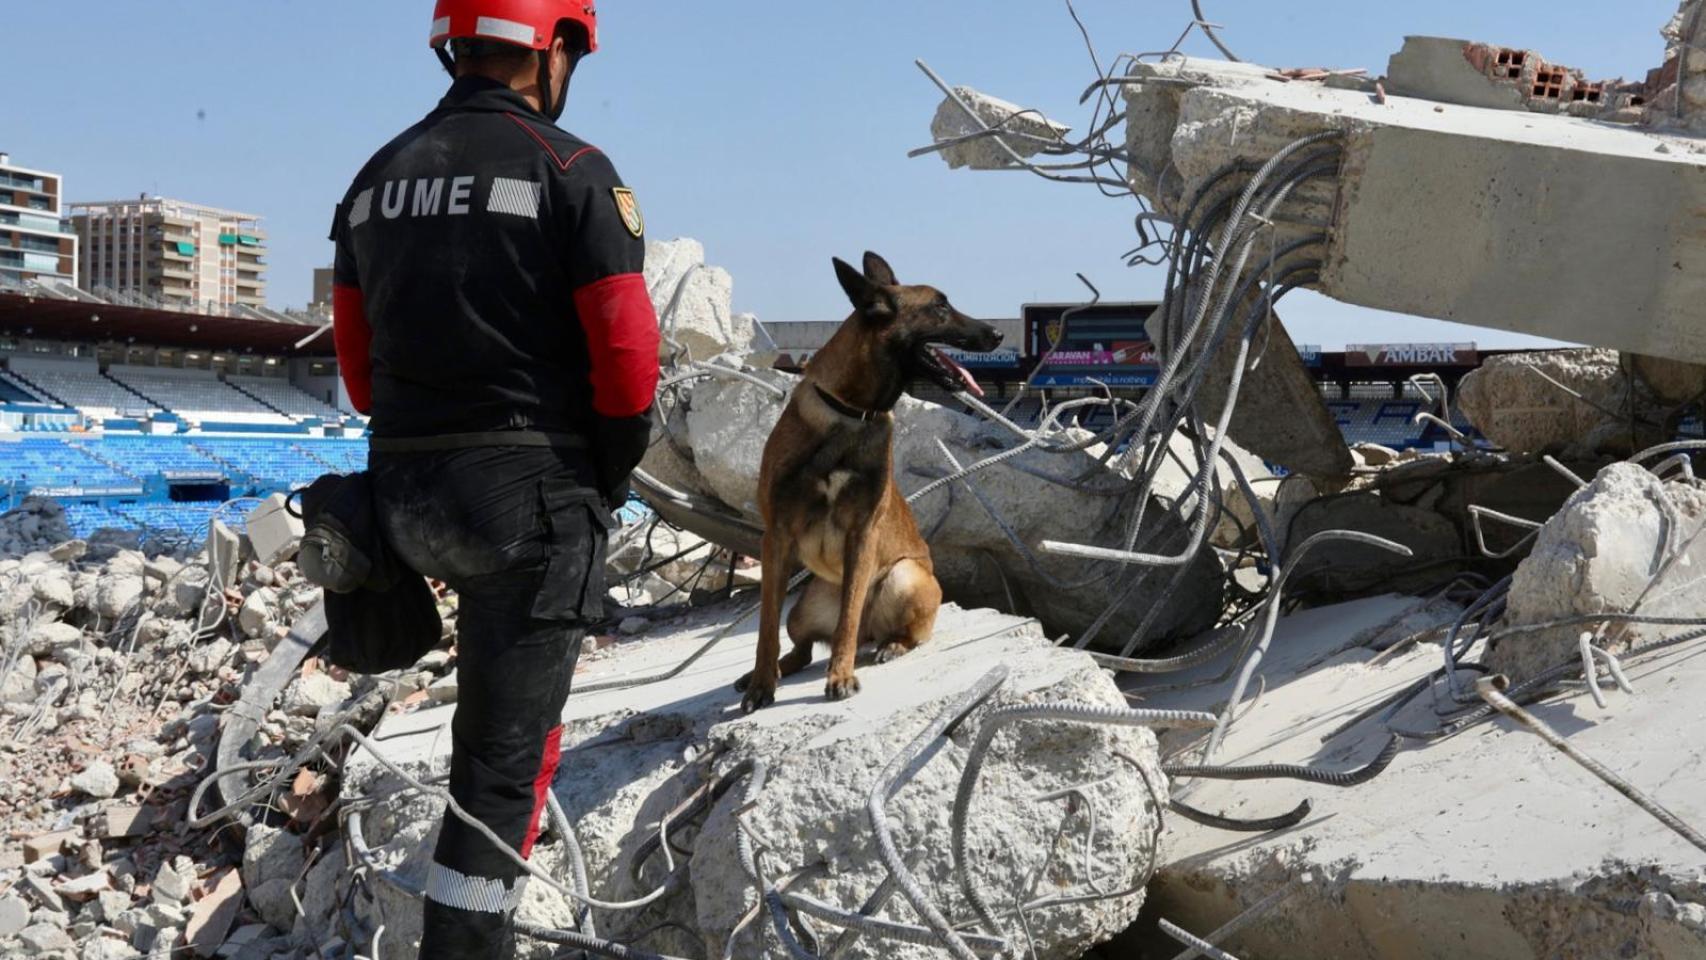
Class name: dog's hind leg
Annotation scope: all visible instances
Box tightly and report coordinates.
[867,559,942,664]
[781,576,836,677]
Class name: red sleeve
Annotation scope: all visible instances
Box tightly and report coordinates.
[332,283,373,415]
[572,272,661,418]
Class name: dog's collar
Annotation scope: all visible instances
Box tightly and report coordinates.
[813,383,883,423]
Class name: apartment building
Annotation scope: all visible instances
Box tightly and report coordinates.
[71,197,267,310]
[0,153,79,286]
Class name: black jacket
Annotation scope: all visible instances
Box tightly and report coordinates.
[331,76,659,496]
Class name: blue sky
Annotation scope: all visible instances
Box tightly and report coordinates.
[4,1,1673,348]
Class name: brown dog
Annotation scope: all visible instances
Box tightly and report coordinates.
[736,252,1003,712]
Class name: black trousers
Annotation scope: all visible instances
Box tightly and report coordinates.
[370,446,609,960]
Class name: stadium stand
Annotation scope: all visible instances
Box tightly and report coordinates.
[226,375,341,420]
[95,435,226,479]
[0,370,45,404]
[7,356,152,420]
[106,366,292,426]
[192,437,343,489]
[0,438,140,493]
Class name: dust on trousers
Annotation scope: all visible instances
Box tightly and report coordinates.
[370,444,610,960]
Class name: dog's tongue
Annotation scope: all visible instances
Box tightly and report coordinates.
[930,346,983,397]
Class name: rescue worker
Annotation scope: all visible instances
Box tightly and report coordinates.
[328,2,659,956]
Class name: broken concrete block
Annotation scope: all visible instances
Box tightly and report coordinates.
[1386,36,1533,111]
[240,824,305,932]
[1134,427,1276,549]
[1456,348,1636,454]
[281,673,350,717]
[341,604,1170,959]
[53,871,111,903]
[1097,53,1706,362]
[18,923,74,956]
[3,653,39,704]
[236,588,275,639]
[70,761,121,800]
[1489,462,1706,682]
[31,571,74,610]
[91,571,145,620]
[24,831,77,865]
[425,671,458,704]
[245,494,302,567]
[154,566,210,620]
[644,238,754,361]
[205,521,240,591]
[929,85,1071,169]
[0,895,29,937]
[1629,351,1706,405]
[1129,594,1706,959]
[19,874,64,913]
[28,621,82,657]
[183,869,242,958]
[149,862,189,906]
[92,892,131,926]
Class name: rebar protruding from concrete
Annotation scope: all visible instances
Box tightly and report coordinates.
[867,666,1012,960]
[951,703,1217,951]
[1159,918,1243,960]
[1474,675,1706,855]
[1205,530,1413,760]
[1166,797,1311,832]
[1466,505,1542,560]
[1578,631,1608,709]
[1166,873,1311,960]
[1542,454,1588,488]
[1166,733,1401,787]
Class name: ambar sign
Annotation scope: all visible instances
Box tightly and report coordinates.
[1345,342,1478,366]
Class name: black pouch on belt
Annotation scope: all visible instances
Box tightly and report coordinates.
[296,472,441,674]
[531,477,615,623]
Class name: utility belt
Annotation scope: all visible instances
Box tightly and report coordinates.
[366,430,587,453]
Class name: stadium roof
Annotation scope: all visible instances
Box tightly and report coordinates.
[0,280,330,354]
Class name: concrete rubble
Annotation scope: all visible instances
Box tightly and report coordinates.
[0,496,457,960]
[1489,461,1706,683]
[331,602,1170,959]
[928,86,1072,170]
[1119,593,1706,960]
[7,9,1706,960]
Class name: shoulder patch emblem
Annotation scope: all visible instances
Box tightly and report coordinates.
[612,187,644,238]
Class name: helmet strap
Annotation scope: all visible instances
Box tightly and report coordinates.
[536,44,586,123]
[434,45,456,77]
[535,49,564,121]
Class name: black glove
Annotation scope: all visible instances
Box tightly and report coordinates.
[593,407,654,510]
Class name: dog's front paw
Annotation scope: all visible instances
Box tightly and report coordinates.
[741,682,777,713]
[824,672,862,701]
[734,670,754,693]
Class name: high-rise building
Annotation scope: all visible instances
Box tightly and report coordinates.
[309,266,334,318]
[71,197,266,310]
[0,153,79,287]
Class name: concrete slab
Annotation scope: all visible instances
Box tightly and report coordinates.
[1122,56,1706,363]
[1121,595,1706,959]
[342,599,1169,959]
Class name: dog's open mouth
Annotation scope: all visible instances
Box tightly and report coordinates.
[917,344,983,397]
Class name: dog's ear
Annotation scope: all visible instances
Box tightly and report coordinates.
[862,251,897,287]
[834,256,895,321]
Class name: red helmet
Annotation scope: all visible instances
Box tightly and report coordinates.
[429,0,598,54]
